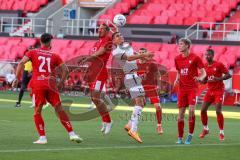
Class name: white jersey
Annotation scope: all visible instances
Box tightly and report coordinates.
[112,43,138,74]
[112,43,144,99]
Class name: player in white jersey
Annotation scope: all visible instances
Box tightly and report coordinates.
[112,32,153,143]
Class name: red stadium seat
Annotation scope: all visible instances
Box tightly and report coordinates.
[122,0,139,8]
[51,39,70,48]
[168,16,183,25]
[145,43,162,51]
[128,15,153,24]
[153,16,168,24]
[161,10,176,17]
[131,42,147,51]
[69,40,85,49]
[21,38,37,47]
[0,0,50,12]
[183,17,199,25]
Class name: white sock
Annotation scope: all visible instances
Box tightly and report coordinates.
[69,131,76,136]
[220,130,224,134]
[130,106,143,132]
[127,120,132,127]
[40,136,46,140]
[204,125,209,130]
[104,94,114,106]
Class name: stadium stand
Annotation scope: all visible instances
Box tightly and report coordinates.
[99,0,240,26]
[1,37,239,72]
[212,10,240,40]
[0,37,37,60]
[0,0,50,12]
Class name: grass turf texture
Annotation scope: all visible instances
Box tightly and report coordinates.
[0,91,240,160]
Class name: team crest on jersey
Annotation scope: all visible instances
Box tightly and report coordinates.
[189,60,192,64]
[213,68,216,71]
[92,47,97,52]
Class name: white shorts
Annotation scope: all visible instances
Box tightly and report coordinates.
[124,73,145,99]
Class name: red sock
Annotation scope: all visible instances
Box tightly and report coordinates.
[57,110,73,132]
[201,111,208,126]
[178,119,184,138]
[189,115,195,134]
[217,113,224,130]
[100,112,111,123]
[34,114,45,136]
[155,106,162,125]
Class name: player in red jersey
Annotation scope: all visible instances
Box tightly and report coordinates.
[137,48,163,134]
[79,24,113,135]
[174,38,206,144]
[199,49,231,141]
[12,33,82,144]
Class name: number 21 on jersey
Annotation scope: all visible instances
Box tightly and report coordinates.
[38,56,51,73]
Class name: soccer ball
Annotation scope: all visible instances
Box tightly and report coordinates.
[113,14,126,27]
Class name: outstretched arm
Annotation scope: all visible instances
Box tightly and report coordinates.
[122,51,153,61]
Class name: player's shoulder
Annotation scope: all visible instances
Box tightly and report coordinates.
[214,61,225,67]
[190,53,199,58]
[175,54,182,60]
[102,34,112,41]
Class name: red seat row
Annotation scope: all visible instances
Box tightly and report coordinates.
[0,37,36,60]
[99,0,240,27]
[0,0,49,12]
[1,38,239,71]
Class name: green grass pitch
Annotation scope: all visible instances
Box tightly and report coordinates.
[0,91,240,160]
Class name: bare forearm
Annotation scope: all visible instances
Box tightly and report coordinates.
[199,69,206,81]
[222,73,231,80]
[15,62,24,79]
[60,64,69,83]
[126,54,147,61]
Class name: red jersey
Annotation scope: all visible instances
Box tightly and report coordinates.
[26,47,63,90]
[137,60,159,88]
[205,61,228,91]
[175,53,204,90]
[89,34,112,81]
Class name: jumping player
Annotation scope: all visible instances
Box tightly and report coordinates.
[112,32,153,143]
[79,23,113,135]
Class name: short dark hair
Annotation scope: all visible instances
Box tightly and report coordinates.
[178,37,191,48]
[206,49,214,55]
[40,33,53,44]
[112,32,120,39]
[139,48,147,51]
[101,23,110,31]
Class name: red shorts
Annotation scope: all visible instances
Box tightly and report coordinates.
[177,89,196,108]
[144,86,160,104]
[32,89,61,107]
[89,80,106,92]
[204,90,224,104]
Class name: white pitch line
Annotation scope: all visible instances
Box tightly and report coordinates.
[0,143,240,153]
[0,120,11,123]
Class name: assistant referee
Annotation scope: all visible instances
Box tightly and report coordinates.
[15,61,32,107]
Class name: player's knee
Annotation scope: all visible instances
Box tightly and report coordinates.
[178,113,184,120]
[34,108,42,115]
[54,105,63,112]
[154,103,161,109]
[92,98,102,106]
[216,110,222,115]
[201,109,207,114]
